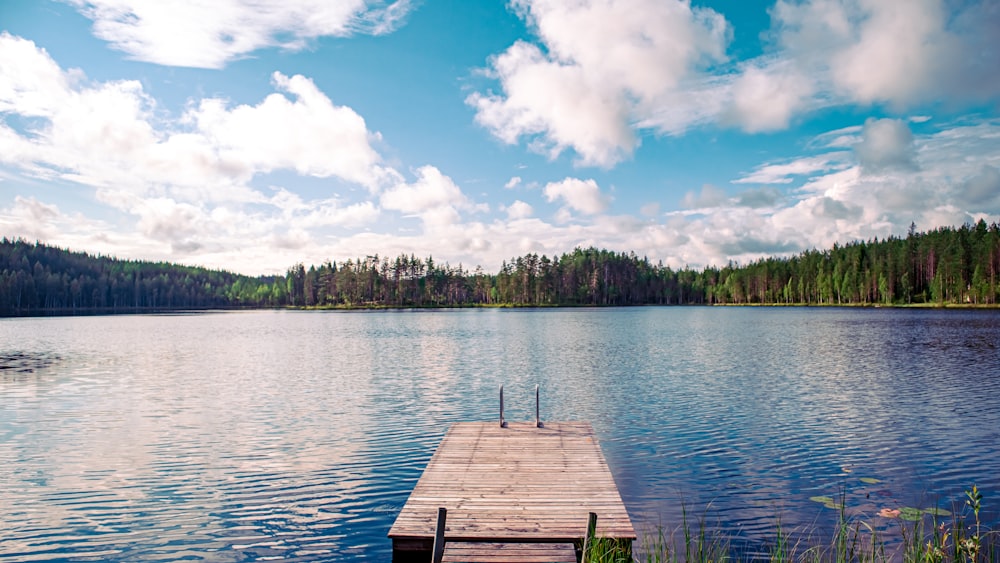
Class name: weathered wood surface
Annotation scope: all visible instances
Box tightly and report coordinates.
[441,542,577,562]
[389,421,635,558]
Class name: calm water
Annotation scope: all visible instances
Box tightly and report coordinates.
[2,308,999,561]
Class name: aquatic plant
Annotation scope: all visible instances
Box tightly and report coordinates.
[620,485,997,563]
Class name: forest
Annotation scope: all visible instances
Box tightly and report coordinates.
[2,220,1000,316]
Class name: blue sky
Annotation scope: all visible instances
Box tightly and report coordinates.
[1,0,998,275]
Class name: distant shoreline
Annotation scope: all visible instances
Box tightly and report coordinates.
[5,301,1000,319]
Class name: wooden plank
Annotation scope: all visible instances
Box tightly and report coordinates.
[389,421,635,558]
[441,542,576,563]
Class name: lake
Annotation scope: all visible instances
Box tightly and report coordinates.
[2,307,999,561]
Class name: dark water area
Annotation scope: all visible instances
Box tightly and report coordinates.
[1,308,999,561]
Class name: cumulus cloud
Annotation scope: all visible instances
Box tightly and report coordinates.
[504,176,522,189]
[681,184,728,209]
[12,195,59,223]
[0,33,74,116]
[192,118,995,275]
[727,60,814,132]
[717,237,801,257]
[640,202,660,217]
[190,72,393,190]
[813,196,862,220]
[469,0,730,167]
[870,181,936,213]
[470,0,999,167]
[67,0,415,68]
[381,165,475,228]
[0,32,408,269]
[771,0,1000,108]
[0,195,116,252]
[269,189,380,229]
[135,197,206,242]
[958,165,1000,212]
[305,201,380,229]
[736,187,782,208]
[854,117,917,173]
[543,177,611,215]
[0,35,396,198]
[6,108,992,275]
[505,200,534,219]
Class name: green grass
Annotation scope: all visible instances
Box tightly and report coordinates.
[587,486,998,563]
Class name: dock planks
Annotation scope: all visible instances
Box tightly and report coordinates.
[388,421,635,561]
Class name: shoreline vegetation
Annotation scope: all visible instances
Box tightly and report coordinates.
[4,220,1000,316]
[599,486,998,563]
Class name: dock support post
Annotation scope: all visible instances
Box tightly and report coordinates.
[535,384,541,427]
[431,507,447,563]
[582,512,598,563]
[499,384,506,428]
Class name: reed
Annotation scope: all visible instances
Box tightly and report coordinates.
[587,486,997,563]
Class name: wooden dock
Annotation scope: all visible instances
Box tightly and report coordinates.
[388,421,635,562]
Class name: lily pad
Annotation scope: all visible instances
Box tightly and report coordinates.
[808,496,842,510]
[878,508,901,518]
[860,477,882,484]
[923,507,952,517]
[899,507,924,521]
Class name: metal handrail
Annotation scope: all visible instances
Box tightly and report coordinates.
[499,384,543,428]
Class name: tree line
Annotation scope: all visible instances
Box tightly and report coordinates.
[3,220,1000,316]
[0,239,273,315]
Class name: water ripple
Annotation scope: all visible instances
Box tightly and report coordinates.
[2,309,999,560]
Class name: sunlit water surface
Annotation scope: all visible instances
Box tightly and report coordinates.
[2,308,999,561]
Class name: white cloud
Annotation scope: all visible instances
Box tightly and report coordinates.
[681,184,728,209]
[640,202,660,217]
[11,194,58,223]
[469,0,730,167]
[504,176,522,189]
[727,59,814,132]
[827,0,953,106]
[190,72,394,191]
[0,32,408,270]
[468,41,636,168]
[853,117,917,173]
[0,33,74,116]
[736,187,782,209]
[505,200,533,220]
[543,177,611,215]
[0,195,121,254]
[381,166,467,213]
[8,108,992,276]
[807,125,863,150]
[134,197,208,250]
[771,0,1000,108]
[812,196,862,220]
[380,165,474,228]
[958,165,1000,212]
[471,0,1000,168]
[270,189,381,229]
[735,154,850,184]
[67,0,415,69]
[0,35,396,198]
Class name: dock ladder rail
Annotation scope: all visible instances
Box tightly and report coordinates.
[498,383,543,429]
[431,507,598,563]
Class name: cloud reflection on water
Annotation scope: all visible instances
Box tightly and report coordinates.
[2,309,999,560]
